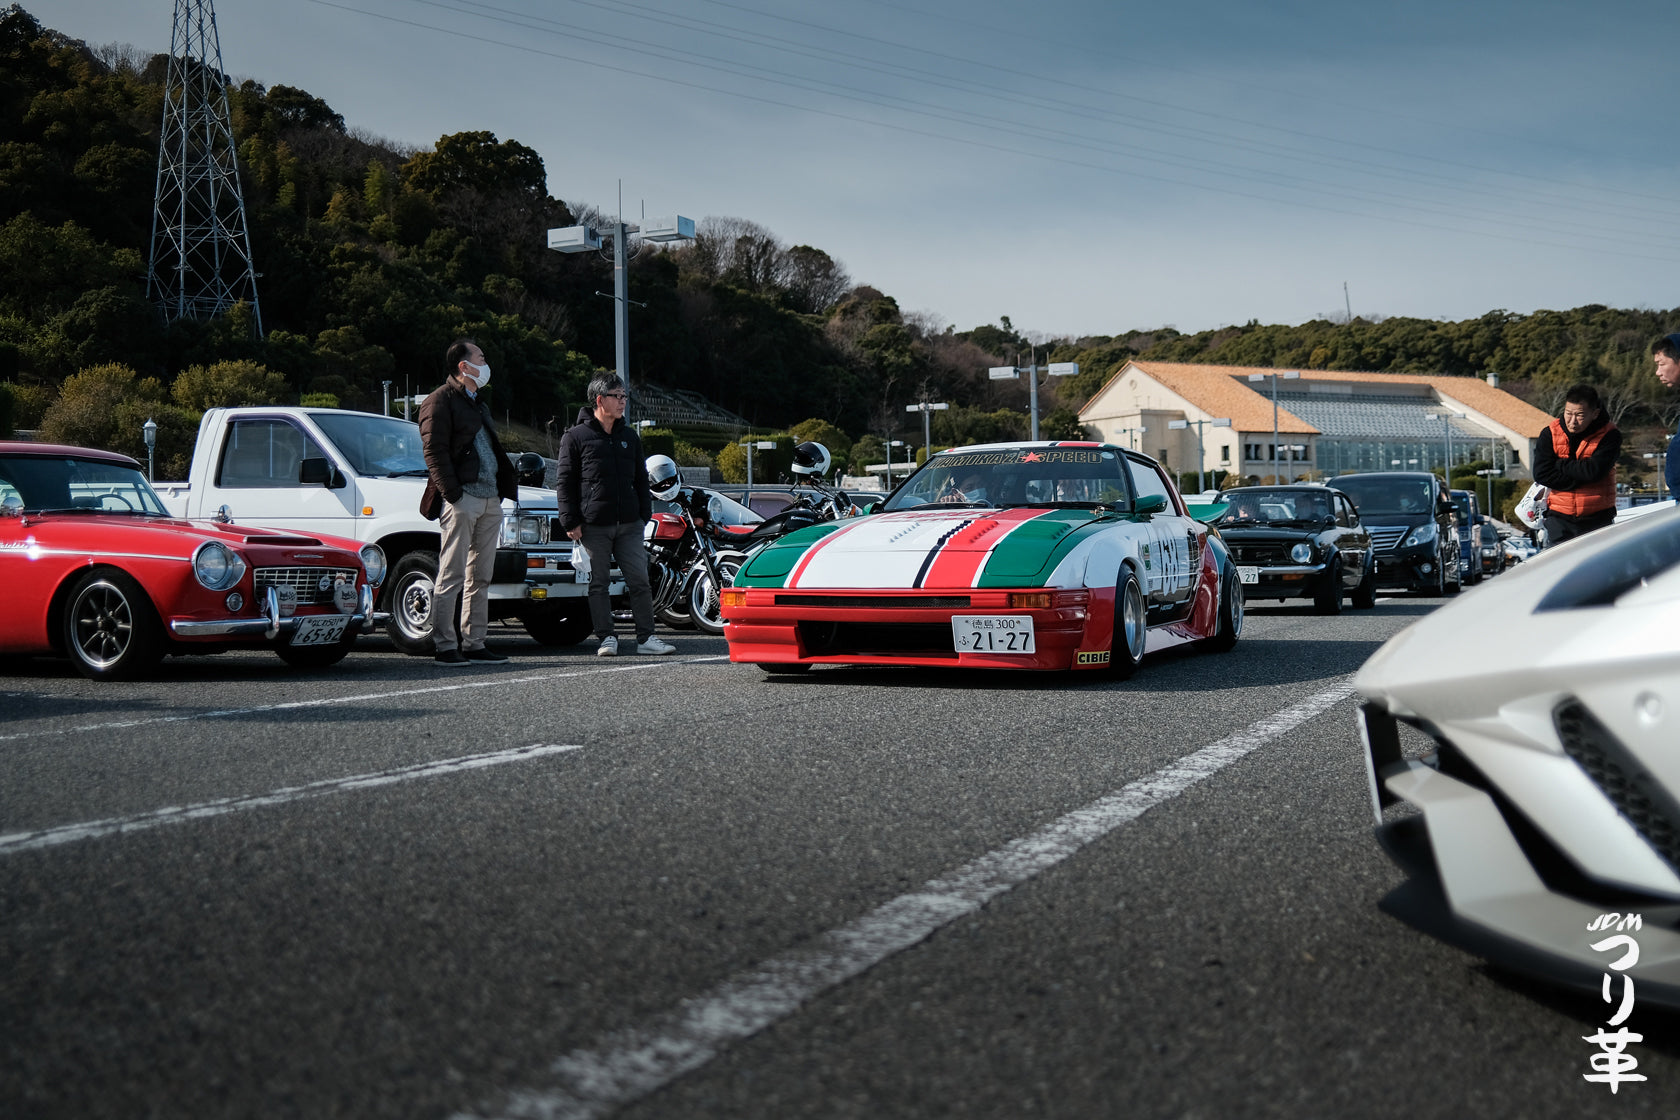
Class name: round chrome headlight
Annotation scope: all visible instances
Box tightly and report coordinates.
[1290,542,1314,564]
[192,540,247,591]
[359,543,387,585]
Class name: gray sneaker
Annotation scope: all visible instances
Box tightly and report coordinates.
[636,636,677,656]
[596,635,618,657]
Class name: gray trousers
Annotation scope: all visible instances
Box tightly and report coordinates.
[581,520,655,641]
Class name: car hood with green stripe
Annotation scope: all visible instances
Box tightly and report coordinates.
[733,507,1130,589]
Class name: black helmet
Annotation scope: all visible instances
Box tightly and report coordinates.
[791,441,831,478]
[645,454,682,500]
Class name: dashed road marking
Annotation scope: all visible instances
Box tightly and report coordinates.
[0,656,728,744]
[0,743,582,856]
[457,679,1359,1120]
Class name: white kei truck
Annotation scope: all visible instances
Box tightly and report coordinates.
[156,406,612,654]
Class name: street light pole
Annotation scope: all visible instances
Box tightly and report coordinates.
[905,401,949,463]
[739,439,775,489]
[1426,411,1467,483]
[887,440,905,488]
[1248,371,1299,484]
[989,353,1078,440]
[1113,425,1147,450]
[143,416,157,482]
[1646,452,1668,501]
[1168,417,1232,493]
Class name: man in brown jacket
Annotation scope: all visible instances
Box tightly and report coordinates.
[418,338,518,665]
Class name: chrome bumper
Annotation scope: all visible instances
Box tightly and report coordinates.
[171,584,374,639]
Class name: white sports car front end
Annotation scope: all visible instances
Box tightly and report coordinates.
[1357,507,1680,1004]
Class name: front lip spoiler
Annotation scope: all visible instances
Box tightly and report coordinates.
[1376,815,1680,1010]
[171,584,373,639]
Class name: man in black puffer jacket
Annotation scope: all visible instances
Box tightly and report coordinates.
[555,374,674,656]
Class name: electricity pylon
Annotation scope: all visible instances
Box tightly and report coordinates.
[146,0,262,335]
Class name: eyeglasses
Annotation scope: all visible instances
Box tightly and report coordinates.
[600,392,628,401]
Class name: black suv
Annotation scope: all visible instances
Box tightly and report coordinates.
[1212,485,1375,613]
[1328,472,1461,595]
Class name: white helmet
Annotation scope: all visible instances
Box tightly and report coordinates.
[791,441,831,478]
[645,454,682,500]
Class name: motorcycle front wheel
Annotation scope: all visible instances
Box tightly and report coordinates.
[688,552,745,635]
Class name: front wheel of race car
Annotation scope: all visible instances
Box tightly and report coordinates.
[1109,569,1148,678]
[1204,566,1243,652]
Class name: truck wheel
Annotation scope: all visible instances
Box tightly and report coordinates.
[521,607,593,646]
[63,569,164,681]
[386,551,439,655]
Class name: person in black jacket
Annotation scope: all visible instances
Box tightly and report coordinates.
[418,338,519,665]
[555,374,675,656]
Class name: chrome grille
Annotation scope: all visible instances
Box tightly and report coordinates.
[1556,699,1680,870]
[254,567,358,604]
[1367,526,1407,552]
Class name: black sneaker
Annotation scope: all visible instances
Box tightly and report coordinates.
[434,649,470,666]
[463,647,509,663]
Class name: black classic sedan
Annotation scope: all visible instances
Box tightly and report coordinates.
[1211,485,1376,613]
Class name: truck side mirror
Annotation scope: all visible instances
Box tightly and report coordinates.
[299,457,345,488]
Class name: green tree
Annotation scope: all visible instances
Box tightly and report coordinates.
[171,359,290,413]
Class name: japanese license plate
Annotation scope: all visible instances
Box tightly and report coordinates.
[1238,566,1260,584]
[951,615,1036,654]
[291,614,349,647]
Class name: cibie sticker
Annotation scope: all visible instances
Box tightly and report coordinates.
[1075,650,1111,666]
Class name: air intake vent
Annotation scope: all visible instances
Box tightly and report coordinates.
[1555,699,1680,871]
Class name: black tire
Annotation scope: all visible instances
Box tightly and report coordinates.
[521,606,594,646]
[385,550,439,655]
[756,662,812,674]
[1109,569,1148,678]
[62,569,163,681]
[1204,567,1244,652]
[1446,549,1462,595]
[1352,559,1377,609]
[274,634,353,669]
[1312,560,1343,615]
[688,553,744,636]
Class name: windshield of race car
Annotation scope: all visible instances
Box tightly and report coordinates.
[0,454,171,515]
[1216,489,1331,526]
[883,447,1130,511]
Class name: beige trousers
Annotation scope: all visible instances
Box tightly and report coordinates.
[433,492,503,651]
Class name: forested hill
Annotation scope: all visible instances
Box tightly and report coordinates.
[2,4,1677,478]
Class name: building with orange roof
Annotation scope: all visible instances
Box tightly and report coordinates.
[1077,360,1554,486]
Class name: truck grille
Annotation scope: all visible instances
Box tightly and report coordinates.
[1367,526,1407,552]
[1555,699,1680,871]
[254,567,358,604]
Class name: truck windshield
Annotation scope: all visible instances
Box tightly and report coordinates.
[0,454,170,514]
[309,412,428,476]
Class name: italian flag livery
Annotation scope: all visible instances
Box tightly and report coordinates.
[721,442,1242,674]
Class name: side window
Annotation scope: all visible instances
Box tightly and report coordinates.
[1337,496,1354,527]
[217,420,326,488]
[1127,457,1173,510]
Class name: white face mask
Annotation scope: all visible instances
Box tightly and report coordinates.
[462,360,491,388]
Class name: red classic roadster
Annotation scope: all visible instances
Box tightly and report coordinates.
[0,441,385,680]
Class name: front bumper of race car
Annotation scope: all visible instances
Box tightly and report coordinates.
[1359,700,1680,1008]
[721,586,1116,670]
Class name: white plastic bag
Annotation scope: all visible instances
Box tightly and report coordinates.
[571,542,591,580]
[1513,483,1547,530]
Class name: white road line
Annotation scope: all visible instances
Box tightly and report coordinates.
[0,656,728,744]
[459,679,1359,1120]
[0,743,582,856]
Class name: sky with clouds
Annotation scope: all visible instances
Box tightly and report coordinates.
[24,0,1680,341]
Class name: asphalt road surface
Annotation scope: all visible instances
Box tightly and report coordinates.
[3,593,1678,1119]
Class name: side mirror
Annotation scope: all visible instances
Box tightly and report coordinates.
[0,494,23,518]
[299,457,342,487]
[1135,493,1168,518]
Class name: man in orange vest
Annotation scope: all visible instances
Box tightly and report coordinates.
[1532,384,1621,546]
